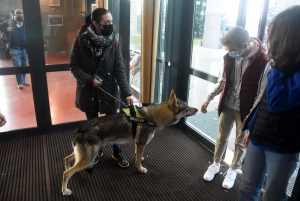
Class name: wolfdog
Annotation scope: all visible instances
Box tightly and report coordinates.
[62,89,198,195]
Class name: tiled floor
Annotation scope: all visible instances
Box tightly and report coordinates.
[0,53,140,132]
[0,72,140,132]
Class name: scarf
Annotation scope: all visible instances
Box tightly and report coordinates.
[81,24,114,57]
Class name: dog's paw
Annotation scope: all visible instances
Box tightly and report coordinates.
[138,167,148,173]
[62,189,72,196]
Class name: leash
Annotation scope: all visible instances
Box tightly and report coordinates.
[94,75,151,139]
[94,75,128,107]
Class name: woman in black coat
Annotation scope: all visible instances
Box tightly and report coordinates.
[70,8,133,168]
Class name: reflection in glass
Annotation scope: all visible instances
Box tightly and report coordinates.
[46,71,85,125]
[40,0,82,65]
[0,75,36,132]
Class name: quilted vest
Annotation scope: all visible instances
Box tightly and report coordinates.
[218,37,268,121]
[249,92,300,152]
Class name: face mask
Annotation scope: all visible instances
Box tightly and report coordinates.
[228,51,242,58]
[228,48,246,58]
[100,24,113,36]
[16,16,24,22]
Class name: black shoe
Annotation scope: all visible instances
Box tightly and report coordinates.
[112,150,129,168]
[94,149,103,165]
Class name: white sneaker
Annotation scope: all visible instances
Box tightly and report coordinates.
[222,169,237,189]
[17,84,24,89]
[203,164,220,181]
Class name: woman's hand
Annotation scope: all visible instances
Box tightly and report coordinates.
[125,96,134,106]
[93,77,102,87]
[243,133,250,148]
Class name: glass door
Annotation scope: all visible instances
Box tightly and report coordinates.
[187,0,243,165]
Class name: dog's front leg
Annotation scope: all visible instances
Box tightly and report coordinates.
[135,142,147,173]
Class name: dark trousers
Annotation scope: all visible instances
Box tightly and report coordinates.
[85,111,121,151]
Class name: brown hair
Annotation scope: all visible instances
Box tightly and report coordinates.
[220,26,250,48]
[267,5,300,69]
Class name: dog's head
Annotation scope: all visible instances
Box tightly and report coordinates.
[168,89,198,125]
[142,90,198,128]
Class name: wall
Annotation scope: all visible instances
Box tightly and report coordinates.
[39,0,83,53]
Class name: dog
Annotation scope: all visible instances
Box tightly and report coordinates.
[62,89,198,195]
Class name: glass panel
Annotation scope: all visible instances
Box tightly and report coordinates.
[46,71,86,124]
[0,0,30,68]
[0,75,36,132]
[263,0,300,50]
[130,0,142,94]
[130,0,141,52]
[192,0,240,76]
[39,1,83,65]
[187,75,220,142]
[129,0,166,99]
[187,75,236,165]
[245,0,264,37]
[129,51,141,92]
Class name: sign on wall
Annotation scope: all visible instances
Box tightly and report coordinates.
[49,0,60,6]
[48,15,63,26]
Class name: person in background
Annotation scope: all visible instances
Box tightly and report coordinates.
[69,8,133,168]
[239,5,300,201]
[0,111,7,127]
[200,26,268,189]
[0,9,30,89]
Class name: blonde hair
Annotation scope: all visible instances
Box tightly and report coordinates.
[220,26,250,48]
[267,5,300,69]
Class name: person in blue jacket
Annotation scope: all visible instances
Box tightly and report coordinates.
[239,5,300,201]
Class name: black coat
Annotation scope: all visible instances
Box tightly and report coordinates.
[69,35,131,114]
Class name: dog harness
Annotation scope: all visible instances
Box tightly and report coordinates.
[122,105,154,138]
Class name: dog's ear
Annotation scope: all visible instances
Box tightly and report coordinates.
[168,89,178,107]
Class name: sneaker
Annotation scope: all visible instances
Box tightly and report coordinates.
[112,150,129,168]
[222,169,237,189]
[22,82,31,86]
[93,149,103,165]
[18,84,24,89]
[203,164,220,181]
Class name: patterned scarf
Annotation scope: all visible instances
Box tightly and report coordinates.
[81,24,114,57]
[82,24,114,46]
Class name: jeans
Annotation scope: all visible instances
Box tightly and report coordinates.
[10,48,28,85]
[85,111,121,151]
[239,141,299,201]
[214,105,246,169]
